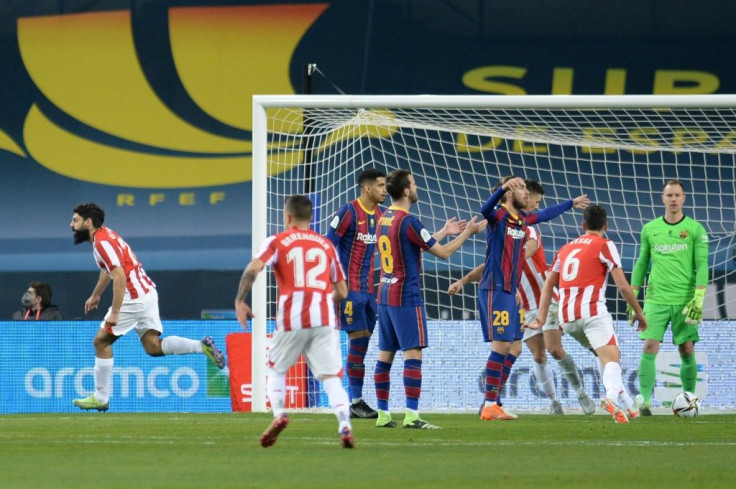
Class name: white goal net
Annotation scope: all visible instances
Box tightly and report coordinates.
[250,95,736,413]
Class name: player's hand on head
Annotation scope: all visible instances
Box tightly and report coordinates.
[503,177,524,191]
[573,194,590,209]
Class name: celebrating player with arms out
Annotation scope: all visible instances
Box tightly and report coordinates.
[327,168,387,419]
[529,204,647,423]
[478,176,589,421]
[70,203,225,412]
[374,169,484,429]
[235,195,355,448]
[629,180,709,415]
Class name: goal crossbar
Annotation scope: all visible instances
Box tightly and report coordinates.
[250,94,736,412]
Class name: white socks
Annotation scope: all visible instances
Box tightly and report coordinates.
[322,376,352,433]
[534,360,557,401]
[94,357,114,403]
[266,368,287,418]
[161,336,203,355]
[619,390,635,410]
[267,372,352,433]
[602,362,625,402]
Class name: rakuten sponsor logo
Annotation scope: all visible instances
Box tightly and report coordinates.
[25,366,200,399]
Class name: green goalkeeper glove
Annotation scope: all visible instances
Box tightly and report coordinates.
[626,304,636,326]
[682,288,705,325]
[626,286,640,326]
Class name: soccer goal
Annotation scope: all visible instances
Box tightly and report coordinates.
[250,95,736,413]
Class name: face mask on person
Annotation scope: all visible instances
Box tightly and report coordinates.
[21,292,34,308]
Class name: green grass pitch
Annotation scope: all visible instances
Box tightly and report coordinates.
[1,412,735,489]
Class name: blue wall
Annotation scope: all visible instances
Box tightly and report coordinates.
[0,320,235,413]
[2,319,733,414]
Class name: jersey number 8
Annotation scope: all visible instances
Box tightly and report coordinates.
[378,235,393,273]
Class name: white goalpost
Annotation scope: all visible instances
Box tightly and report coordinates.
[251,95,736,413]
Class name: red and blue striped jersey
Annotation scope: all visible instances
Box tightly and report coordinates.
[376,206,437,306]
[326,199,382,293]
[479,186,573,293]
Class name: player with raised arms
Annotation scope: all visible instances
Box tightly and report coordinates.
[235,195,355,448]
[477,176,589,421]
[374,169,484,429]
[529,204,647,423]
[450,179,595,415]
[326,168,387,419]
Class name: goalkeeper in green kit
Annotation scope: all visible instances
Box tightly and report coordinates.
[628,180,709,415]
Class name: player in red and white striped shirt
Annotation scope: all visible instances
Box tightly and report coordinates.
[235,195,354,448]
[70,203,225,413]
[528,204,647,423]
[518,180,595,416]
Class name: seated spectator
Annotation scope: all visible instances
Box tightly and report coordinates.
[12,281,63,320]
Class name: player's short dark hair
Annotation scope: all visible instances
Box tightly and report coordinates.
[73,203,105,228]
[357,168,386,187]
[664,179,686,192]
[492,175,521,193]
[525,179,544,196]
[284,195,313,221]
[29,281,52,307]
[584,204,607,231]
[386,169,412,200]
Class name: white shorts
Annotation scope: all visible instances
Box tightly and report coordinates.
[522,302,561,341]
[267,326,342,378]
[101,288,163,338]
[562,313,618,351]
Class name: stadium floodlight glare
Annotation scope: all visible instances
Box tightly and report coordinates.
[251,94,736,413]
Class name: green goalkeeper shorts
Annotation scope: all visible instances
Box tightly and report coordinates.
[639,302,699,345]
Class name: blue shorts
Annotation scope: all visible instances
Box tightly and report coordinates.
[338,291,377,333]
[377,303,428,351]
[478,289,523,343]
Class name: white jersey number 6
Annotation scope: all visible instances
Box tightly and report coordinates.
[561,248,582,282]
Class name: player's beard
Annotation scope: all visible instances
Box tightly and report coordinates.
[512,195,527,212]
[73,229,89,245]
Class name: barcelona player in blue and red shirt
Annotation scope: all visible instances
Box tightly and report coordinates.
[326,168,387,419]
[374,169,484,429]
[478,176,589,421]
